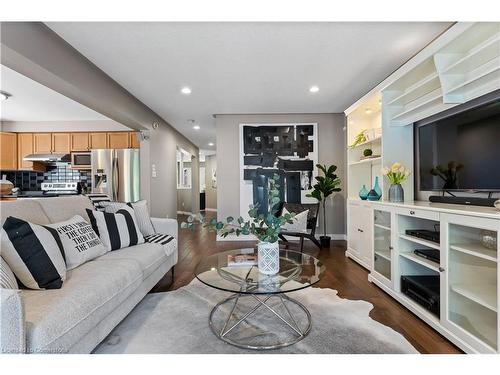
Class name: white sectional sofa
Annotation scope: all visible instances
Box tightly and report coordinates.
[0,195,178,354]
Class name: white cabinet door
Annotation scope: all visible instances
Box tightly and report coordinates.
[347,203,360,257]
[358,205,373,269]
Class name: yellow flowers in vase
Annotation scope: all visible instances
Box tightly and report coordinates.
[382,162,411,202]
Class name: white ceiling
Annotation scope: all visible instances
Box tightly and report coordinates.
[46,22,452,149]
[0,65,109,122]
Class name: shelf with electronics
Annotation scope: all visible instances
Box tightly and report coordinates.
[344,22,500,353]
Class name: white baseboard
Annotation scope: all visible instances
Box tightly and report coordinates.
[177,211,193,216]
[216,233,347,242]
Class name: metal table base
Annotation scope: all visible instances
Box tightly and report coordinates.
[209,292,312,350]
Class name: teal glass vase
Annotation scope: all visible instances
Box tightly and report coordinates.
[359,184,369,200]
[367,177,382,201]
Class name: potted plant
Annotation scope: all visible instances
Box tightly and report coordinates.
[382,162,411,202]
[181,174,295,274]
[306,164,342,248]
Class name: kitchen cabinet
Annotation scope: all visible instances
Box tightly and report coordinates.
[17,133,45,172]
[71,132,90,151]
[0,132,18,170]
[89,133,108,149]
[34,133,52,154]
[129,132,140,148]
[52,133,71,153]
[107,132,130,149]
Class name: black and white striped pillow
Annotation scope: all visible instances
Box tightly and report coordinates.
[100,200,155,237]
[86,193,111,211]
[144,233,175,246]
[1,217,67,290]
[1,256,18,289]
[86,209,145,251]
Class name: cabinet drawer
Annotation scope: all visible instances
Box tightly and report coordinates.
[395,207,439,221]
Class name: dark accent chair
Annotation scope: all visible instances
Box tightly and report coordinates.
[278,202,321,253]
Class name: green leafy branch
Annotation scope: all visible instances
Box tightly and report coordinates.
[181,173,295,243]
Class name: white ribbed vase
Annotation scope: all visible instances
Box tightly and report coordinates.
[257,241,280,275]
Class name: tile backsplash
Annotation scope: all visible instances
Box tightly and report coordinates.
[1,164,91,191]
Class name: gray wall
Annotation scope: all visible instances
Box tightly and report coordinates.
[215,113,346,236]
[205,154,217,210]
[1,22,199,218]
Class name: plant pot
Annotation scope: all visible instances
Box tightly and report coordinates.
[257,241,280,275]
[320,236,331,248]
[388,183,404,203]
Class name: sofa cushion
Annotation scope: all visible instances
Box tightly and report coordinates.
[1,256,18,289]
[0,200,49,227]
[37,196,95,224]
[45,215,108,270]
[86,209,145,251]
[22,257,143,353]
[1,216,67,290]
[93,243,168,279]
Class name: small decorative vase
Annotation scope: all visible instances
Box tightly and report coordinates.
[388,183,404,203]
[373,176,382,199]
[480,230,497,250]
[257,241,280,275]
[359,184,369,200]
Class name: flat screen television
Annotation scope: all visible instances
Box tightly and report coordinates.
[417,98,500,192]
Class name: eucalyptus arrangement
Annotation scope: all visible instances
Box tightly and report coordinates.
[306,164,342,248]
[382,162,411,202]
[181,174,295,274]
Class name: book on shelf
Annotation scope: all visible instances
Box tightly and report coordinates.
[227,253,257,267]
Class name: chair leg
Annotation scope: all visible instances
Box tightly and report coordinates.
[309,235,321,249]
[299,236,305,253]
[171,266,175,281]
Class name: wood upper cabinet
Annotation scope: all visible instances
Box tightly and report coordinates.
[17,133,46,172]
[129,132,140,148]
[52,133,71,153]
[34,133,52,154]
[89,133,108,149]
[71,133,90,151]
[0,132,18,170]
[107,132,130,149]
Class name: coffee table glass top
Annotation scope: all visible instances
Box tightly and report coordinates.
[195,248,325,295]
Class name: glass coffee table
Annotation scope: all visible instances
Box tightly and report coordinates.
[195,248,325,350]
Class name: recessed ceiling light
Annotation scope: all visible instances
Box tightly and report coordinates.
[181,87,192,95]
[309,86,319,93]
[208,142,214,146]
[193,125,200,130]
[365,108,373,114]
[1,92,11,101]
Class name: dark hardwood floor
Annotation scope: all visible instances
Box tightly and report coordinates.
[151,212,461,354]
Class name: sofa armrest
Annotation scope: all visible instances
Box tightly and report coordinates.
[0,288,26,354]
[151,217,178,238]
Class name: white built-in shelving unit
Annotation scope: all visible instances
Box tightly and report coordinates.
[344,22,500,354]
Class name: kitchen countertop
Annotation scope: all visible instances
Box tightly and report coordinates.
[0,191,81,199]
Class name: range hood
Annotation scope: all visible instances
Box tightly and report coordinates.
[23,154,71,164]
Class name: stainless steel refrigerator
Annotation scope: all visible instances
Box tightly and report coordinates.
[91,149,140,202]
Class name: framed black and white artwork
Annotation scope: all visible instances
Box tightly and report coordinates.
[239,123,318,219]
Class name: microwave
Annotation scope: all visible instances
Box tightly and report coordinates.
[71,152,91,170]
